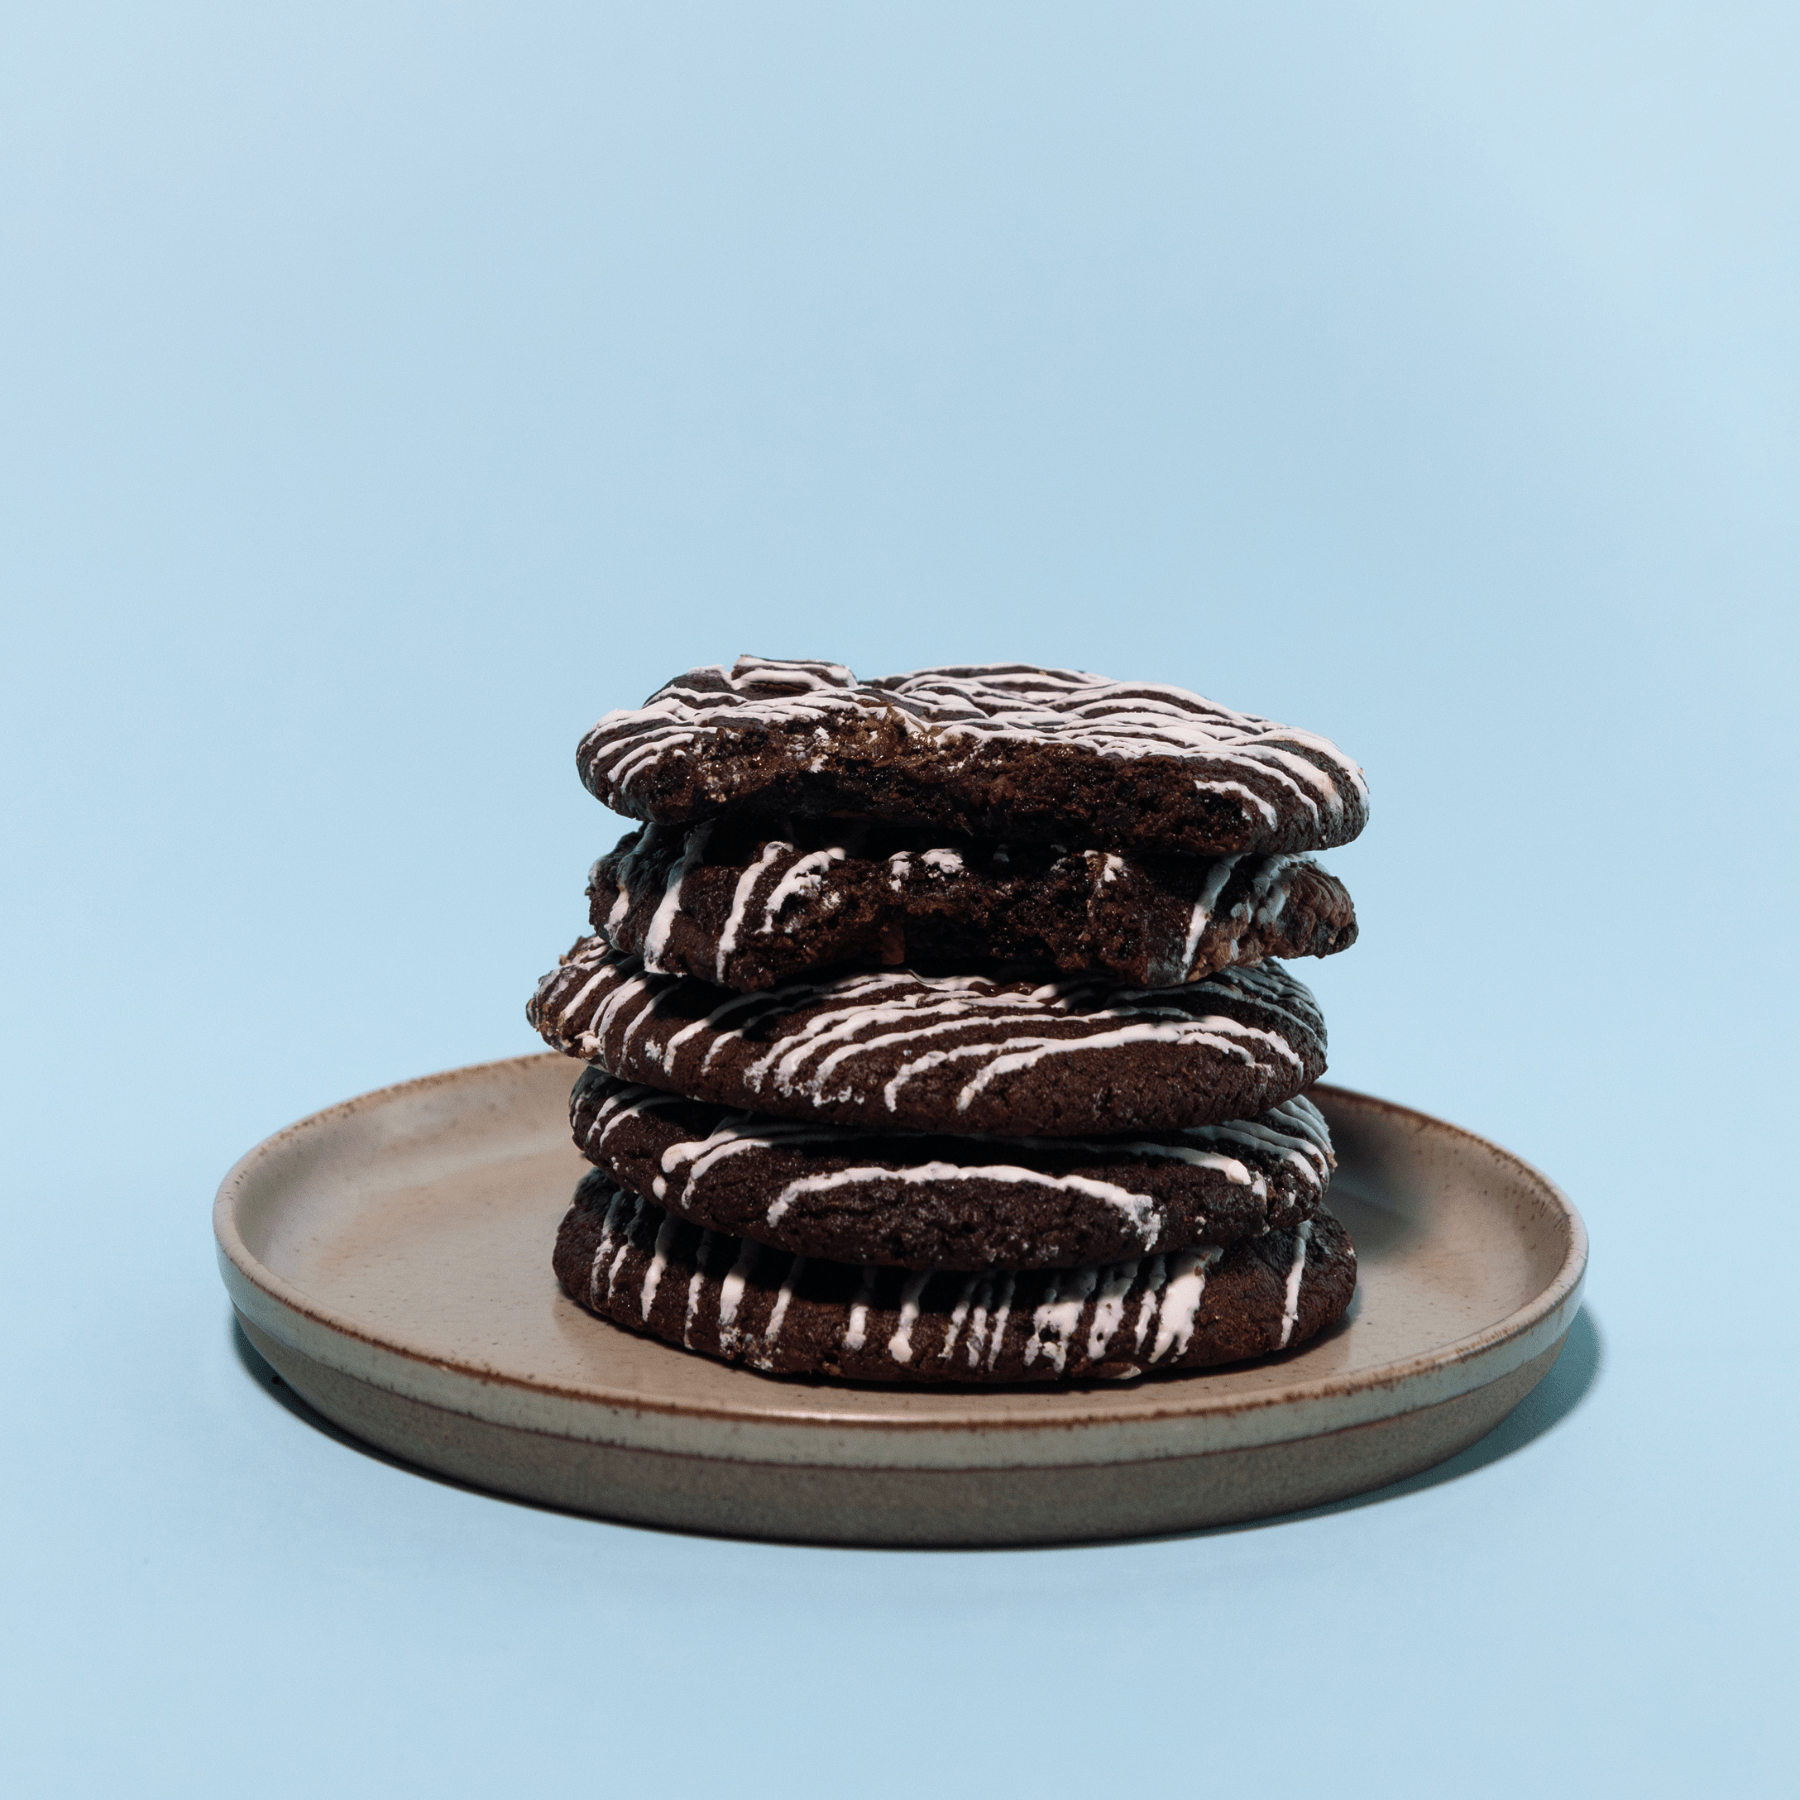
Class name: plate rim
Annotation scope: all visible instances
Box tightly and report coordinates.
[213,1052,1588,1451]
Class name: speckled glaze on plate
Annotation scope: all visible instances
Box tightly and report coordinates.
[213,1055,1586,1546]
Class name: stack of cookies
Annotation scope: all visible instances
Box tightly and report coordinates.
[528,657,1368,1384]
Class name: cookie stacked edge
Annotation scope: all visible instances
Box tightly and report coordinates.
[529,656,1366,1384]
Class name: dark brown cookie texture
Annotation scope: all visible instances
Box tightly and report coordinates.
[590,818,1357,992]
[553,1171,1356,1383]
[578,657,1369,859]
[569,1066,1336,1270]
[529,936,1327,1136]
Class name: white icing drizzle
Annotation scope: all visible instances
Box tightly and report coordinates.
[770,965,1300,1107]
[586,1189,633,1310]
[716,1238,758,1351]
[596,1192,646,1305]
[1023,1267,1098,1373]
[660,986,772,1077]
[682,1229,714,1346]
[962,1277,997,1368]
[640,1212,678,1319]
[1178,1096,1333,1187]
[759,846,847,932]
[942,1013,1298,1116]
[641,821,714,973]
[1192,779,1279,827]
[763,1255,805,1347]
[715,841,787,980]
[1278,1220,1313,1348]
[576,1082,698,1154]
[597,822,670,940]
[1131,1256,1169,1353]
[552,962,614,1031]
[843,1265,878,1352]
[580,662,1370,845]
[659,1119,815,1180]
[985,1273,1015,1370]
[760,1160,1162,1244]
[1086,1260,1141,1361]
[887,1271,931,1364]
[1150,1247,1224,1362]
[938,1275,980,1361]
[1172,854,1241,983]
[1246,854,1299,925]
[602,855,634,933]
[565,954,635,1035]
[590,972,669,1065]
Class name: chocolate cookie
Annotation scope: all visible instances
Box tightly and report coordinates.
[554,1170,1356,1382]
[578,657,1369,858]
[590,818,1357,991]
[569,1066,1335,1269]
[529,936,1327,1135]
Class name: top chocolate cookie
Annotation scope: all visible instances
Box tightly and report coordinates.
[579,658,1369,857]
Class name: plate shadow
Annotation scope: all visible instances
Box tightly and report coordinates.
[1188,1302,1606,1538]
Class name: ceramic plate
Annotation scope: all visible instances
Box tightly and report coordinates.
[214,1054,1586,1546]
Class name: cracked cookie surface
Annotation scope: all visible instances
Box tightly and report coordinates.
[579,656,1369,858]
[590,818,1357,992]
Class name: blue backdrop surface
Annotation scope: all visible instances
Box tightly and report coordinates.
[3,4,1795,1795]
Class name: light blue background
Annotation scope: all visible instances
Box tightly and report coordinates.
[4,4,1795,1794]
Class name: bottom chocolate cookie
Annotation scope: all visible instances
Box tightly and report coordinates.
[553,1171,1356,1384]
